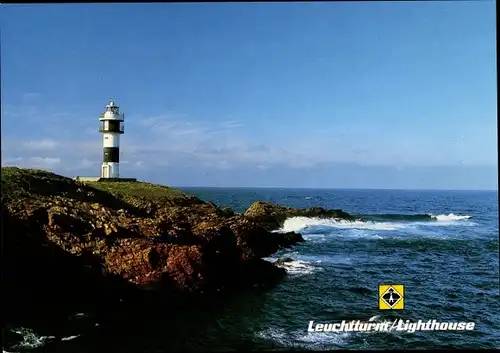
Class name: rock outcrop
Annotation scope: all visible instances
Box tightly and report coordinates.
[2,167,309,328]
[243,201,356,231]
[275,257,295,265]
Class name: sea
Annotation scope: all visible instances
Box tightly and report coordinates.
[5,188,499,352]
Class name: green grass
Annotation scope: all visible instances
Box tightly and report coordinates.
[2,167,74,198]
[1,167,187,203]
[2,167,65,182]
[90,181,187,201]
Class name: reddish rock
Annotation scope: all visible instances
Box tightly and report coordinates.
[244,200,356,231]
[2,167,313,327]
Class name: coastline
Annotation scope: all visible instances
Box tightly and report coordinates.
[2,167,356,351]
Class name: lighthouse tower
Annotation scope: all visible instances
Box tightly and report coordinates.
[99,99,124,179]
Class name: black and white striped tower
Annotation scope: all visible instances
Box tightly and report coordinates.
[99,98,124,178]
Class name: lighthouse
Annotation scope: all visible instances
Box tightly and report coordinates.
[99,99,124,179]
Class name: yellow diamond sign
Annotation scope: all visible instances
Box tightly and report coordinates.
[379,284,404,310]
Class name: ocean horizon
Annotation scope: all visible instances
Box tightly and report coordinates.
[176,186,498,192]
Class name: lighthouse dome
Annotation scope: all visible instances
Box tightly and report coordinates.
[103,110,118,119]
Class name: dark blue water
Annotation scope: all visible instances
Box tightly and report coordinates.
[7,188,499,351]
[176,188,500,350]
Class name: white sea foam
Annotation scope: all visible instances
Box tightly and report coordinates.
[263,253,322,276]
[275,259,322,276]
[295,253,352,265]
[431,213,472,221]
[280,213,474,234]
[7,327,82,350]
[256,326,349,349]
[262,256,278,263]
[10,328,55,349]
[281,217,405,233]
[60,335,81,341]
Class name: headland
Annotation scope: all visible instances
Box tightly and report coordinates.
[2,166,356,347]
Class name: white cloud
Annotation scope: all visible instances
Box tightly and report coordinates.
[3,156,61,169]
[3,95,494,175]
[70,158,99,170]
[29,157,61,167]
[219,120,244,129]
[3,157,23,164]
[1,96,387,171]
[22,139,59,151]
[0,112,452,173]
[95,114,360,170]
[22,92,41,101]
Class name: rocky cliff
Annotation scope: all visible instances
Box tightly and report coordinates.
[2,167,355,339]
[243,200,356,231]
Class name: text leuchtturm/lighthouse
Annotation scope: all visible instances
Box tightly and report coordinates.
[99,99,124,178]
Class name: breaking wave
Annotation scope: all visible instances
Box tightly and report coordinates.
[263,256,322,276]
[256,326,349,349]
[5,328,54,350]
[431,213,472,221]
[281,217,403,233]
[4,327,81,351]
[361,213,471,222]
[280,213,473,233]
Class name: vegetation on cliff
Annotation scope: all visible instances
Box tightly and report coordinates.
[90,180,187,201]
[2,167,308,328]
[2,167,357,350]
[244,200,356,231]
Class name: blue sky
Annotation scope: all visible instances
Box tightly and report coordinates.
[1,2,497,189]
